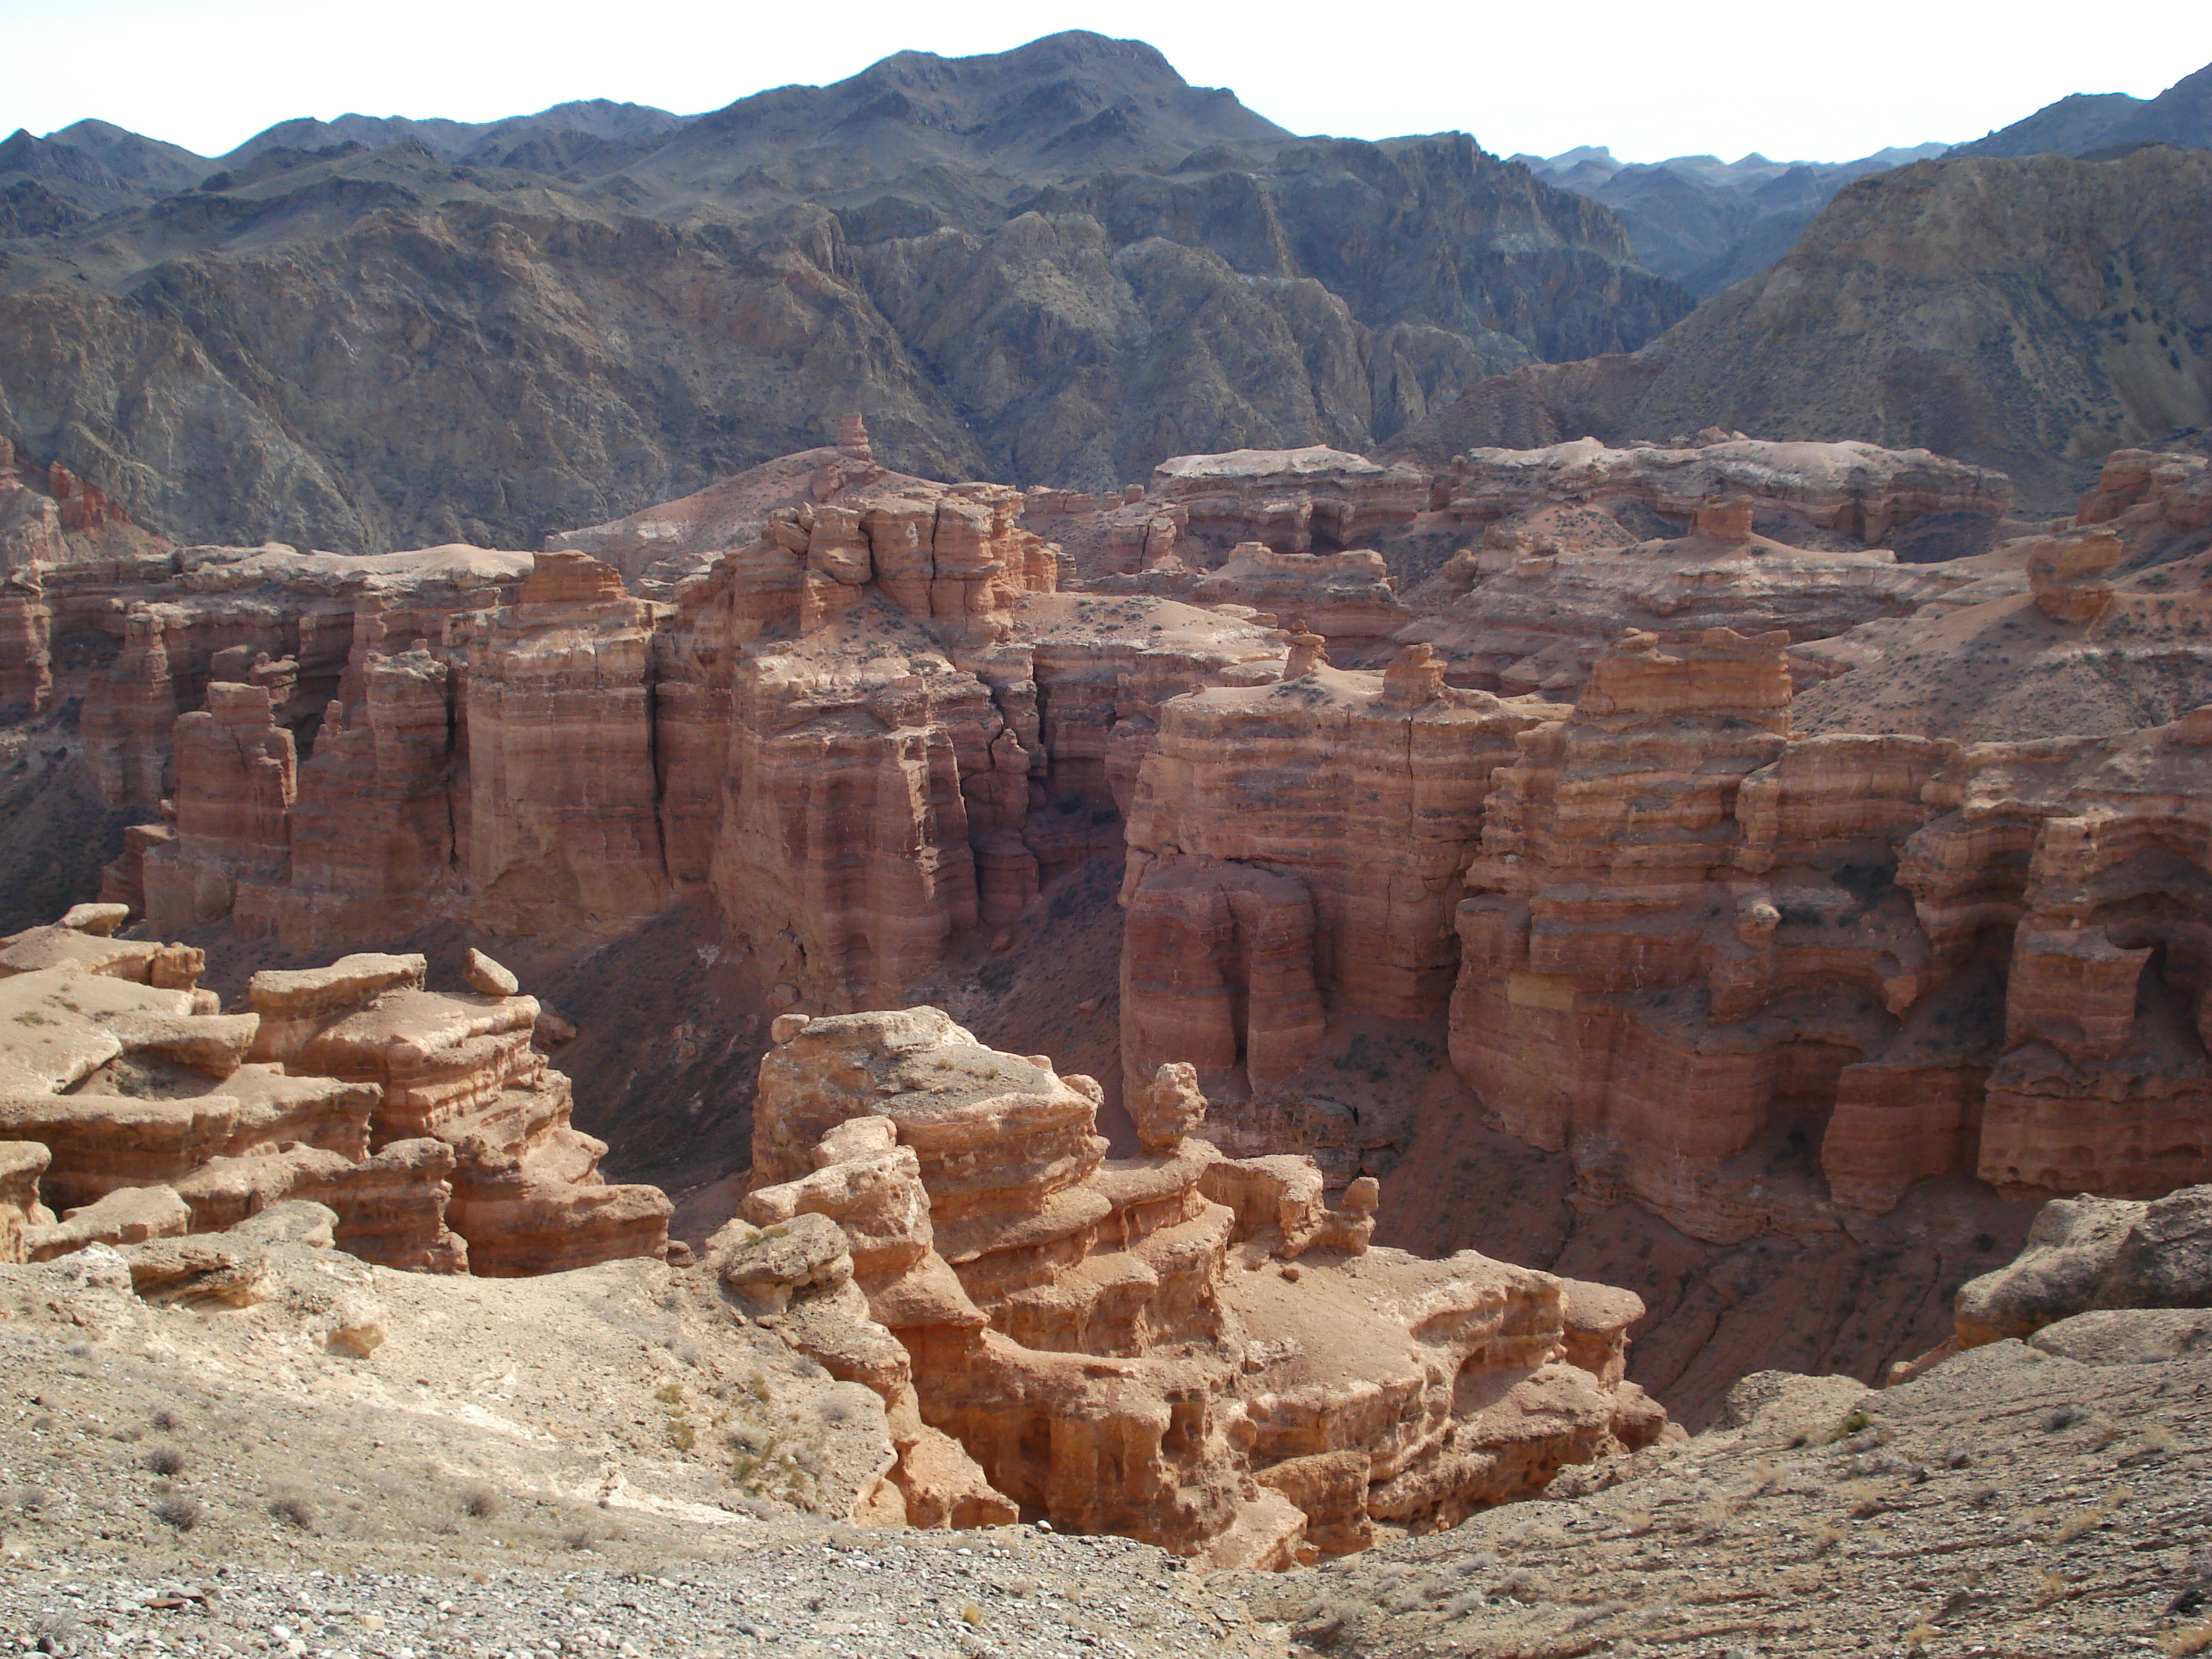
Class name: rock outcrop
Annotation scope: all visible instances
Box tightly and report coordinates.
[0,909,668,1274]
[737,1008,1671,1565]
[1122,649,1563,1100]
[1118,595,2212,1243]
[1890,1179,2212,1380]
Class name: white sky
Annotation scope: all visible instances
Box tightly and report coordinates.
[9,0,2209,165]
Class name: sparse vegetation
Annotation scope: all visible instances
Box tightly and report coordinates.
[144,1444,186,1477]
[268,1492,316,1530]
[1825,1409,1872,1444]
[153,1494,203,1530]
[460,1484,500,1519]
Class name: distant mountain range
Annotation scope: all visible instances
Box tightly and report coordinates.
[1511,144,1951,298]
[0,33,1684,552]
[0,38,2206,547]
[1515,58,2212,300]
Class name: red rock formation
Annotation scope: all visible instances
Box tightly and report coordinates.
[82,609,182,807]
[0,917,668,1277]
[1444,629,1974,1238]
[0,565,51,719]
[2024,527,2123,623]
[140,682,297,932]
[1401,500,2004,701]
[1150,447,1434,558]
[464,553,670,936]
[1122,648,1560,1099]
[1185,544,1410,638]
[740,1008,1670,1562]
[243,647,460,950]
[109,441,1275,997]
[2075,447,2212,562]
[1434,436,2013,549]
[1883,713,2212,1202]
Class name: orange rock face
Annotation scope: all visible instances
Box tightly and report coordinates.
[1121,648,1561,1100]
[739,1009,1670,1563]
[1434,436,2013,549]
[0,914,668,1275]
[93,444,1285,1013]
[1120,584,2212,1241]
[1889,716,2212,1203]
[1148,447,1435,559]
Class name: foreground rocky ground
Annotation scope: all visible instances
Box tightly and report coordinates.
[1,1524,1287,1659]
[9,1286,2208,1658]
[1238,1342,2211,1657]
[0,1238,1293,1659]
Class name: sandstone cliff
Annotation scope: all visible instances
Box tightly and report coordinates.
[0,907,669,1275]
[57,439,1285,1023]
[739,1007,1670,1563]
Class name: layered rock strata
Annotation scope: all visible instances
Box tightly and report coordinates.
[1457,637,2212,1233]
[737,1008,1671,1565]
[1145,448,1434,562]
[1122,646,1565,1099]
[1123,602,2212,1239]
[0,909,668,1274]
[112,441,1285,1009]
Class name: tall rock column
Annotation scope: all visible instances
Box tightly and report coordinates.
[1120,644,1557,1100]
[244,645,462,953]
[465,553,669,936]
[83,608,181,807]
[141,682,297,934]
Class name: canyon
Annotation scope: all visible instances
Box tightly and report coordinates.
[4,36,2212,1645]
[7,405,2212,1442]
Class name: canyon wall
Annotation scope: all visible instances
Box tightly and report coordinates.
[1118,445,2212,1239]
[50,431,1286,1017]
[14,428,2212,1249]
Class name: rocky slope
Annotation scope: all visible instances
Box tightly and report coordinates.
[0,33,1686,554]
[0,914,1674,1563]
[1390,145,2212,513]
[0,905,671,1275]
[1233,1181,2212,1655]
[15,420,2212,1438]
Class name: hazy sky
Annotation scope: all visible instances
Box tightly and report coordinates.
[13,0,2210,164]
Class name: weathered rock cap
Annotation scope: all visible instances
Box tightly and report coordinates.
[711,1211,855,1316]
[1132,1060,1207,1153]
[246,953,428,1021]
[1954,1184,2212,1349]
[58,903,131,936]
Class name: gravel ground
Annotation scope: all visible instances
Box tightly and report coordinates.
[0,1529,1295,1659]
